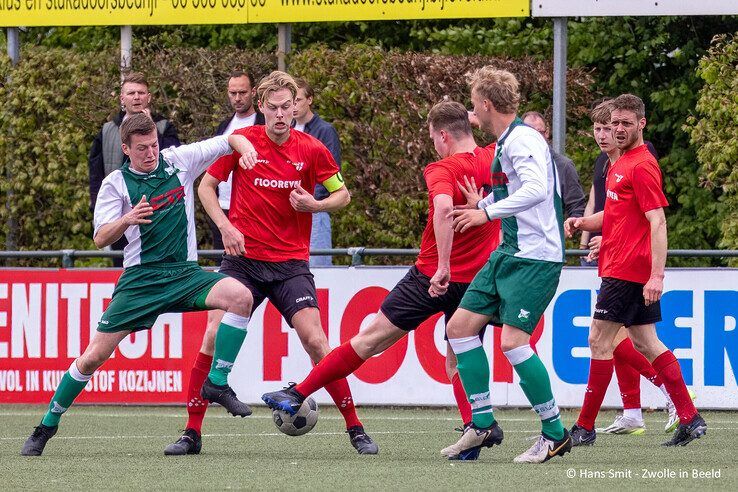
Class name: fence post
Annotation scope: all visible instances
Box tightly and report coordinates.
[348,247,366,266]
[61,250,75,268]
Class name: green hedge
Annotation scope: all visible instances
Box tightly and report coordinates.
[686,32,738,265]
[0,44,594,265]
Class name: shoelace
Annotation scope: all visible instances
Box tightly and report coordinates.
[31,426,45,438]
[528,436,547,454]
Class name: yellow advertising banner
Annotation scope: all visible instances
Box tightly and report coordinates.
[0,0,528,27]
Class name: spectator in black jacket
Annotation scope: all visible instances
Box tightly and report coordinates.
[88,72,180,266]
[210,70,265,253]
[522,111,586,219]
[292,77,342,266]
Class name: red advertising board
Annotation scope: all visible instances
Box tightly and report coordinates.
[0,269,206,404]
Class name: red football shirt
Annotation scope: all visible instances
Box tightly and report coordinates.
[208,126,340,262]
[415,145,501,283]
[599,144,669,284]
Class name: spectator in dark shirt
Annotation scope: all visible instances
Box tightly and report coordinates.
[292,78,342,266]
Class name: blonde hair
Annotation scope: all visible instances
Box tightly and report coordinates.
[466,66,520,114]
[256,71,298,104]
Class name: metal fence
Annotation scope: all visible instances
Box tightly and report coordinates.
[0,248,737,268]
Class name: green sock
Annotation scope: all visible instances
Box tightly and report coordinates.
[455,346,496,428]
[208,321,248,386]
[41,372,89,427]
[511,351,565,440]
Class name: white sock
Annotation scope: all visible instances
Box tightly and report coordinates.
[623,408,643,421]
[448,336,482,355]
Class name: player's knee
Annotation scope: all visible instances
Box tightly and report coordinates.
[224,283,253,316]
[77,352,104,374]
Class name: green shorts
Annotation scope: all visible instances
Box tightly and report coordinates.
[98,261,226,333]
[459,250,562,334]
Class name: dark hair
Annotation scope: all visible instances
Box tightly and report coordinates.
[120,113,156,146]
[229,70,255,89]
[427,100,472,138]
[522,111,548,130]
[294,77,315,99]
[611,93,646,120]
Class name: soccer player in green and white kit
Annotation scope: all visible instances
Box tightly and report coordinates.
[441,67,572,463]
[21,113,258,456]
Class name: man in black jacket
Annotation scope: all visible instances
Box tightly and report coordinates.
[210,70,265,253]
[88,72,180,266]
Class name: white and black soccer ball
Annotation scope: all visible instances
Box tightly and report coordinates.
[272,397,319,436]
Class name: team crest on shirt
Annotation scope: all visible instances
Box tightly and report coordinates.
[614,173,624,183]
[164,165,179,176]
[518,309,530,321]
[288,160,305,171]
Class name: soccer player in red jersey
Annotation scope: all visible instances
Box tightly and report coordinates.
[261,100,501,439]
[165,71,378,456]
[565,94,706,447]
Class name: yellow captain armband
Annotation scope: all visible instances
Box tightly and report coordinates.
[322,172,345,193]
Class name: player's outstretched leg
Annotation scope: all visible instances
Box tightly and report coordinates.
[21,330,128,456]
[503,343,571,463]
[262,382,306,415]
[662,413,707,447]
[21,360,91,456]
[442,334,504,460]
[200,312,252,417]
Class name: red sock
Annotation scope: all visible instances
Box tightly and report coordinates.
[185,352,212,434]
[652,351,697,424]
[615,337,663,387]
[613,348,641,410]
[576,358,614,431]
[295,341,365,398]
[324,379,363,429]
[451,373,472,426]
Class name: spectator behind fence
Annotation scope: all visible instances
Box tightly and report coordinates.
[522,111,586,219]
[88,72,181,266]
[209,70,266,259]
[292,77,342,267]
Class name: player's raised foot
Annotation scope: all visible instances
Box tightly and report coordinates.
[664,390,696,433]
[570,423,596,446]
[20,424,58,456]
[164,428,202,456]
[200,378,252,417]
[440,421,504,461]
[513,429,572,464]
[347,426,379,455]
[662,413,707,447]
[600,414,645,435]
[261,383,305,416]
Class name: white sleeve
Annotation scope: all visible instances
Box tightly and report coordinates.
[161,135,232,179]
[483,136,548,220]
[93,174,127,238]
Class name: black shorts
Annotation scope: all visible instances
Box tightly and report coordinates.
[219,255,319,327]
[593,277,662,327]
[381,266,484,340]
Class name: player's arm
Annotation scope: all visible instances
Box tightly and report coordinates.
[198,173,245,255]
[228,134,259,170]
[290,173,350,213]
[564,211,603,238]
[93,180,153,249]
[643,207,667,306]
[429,193,454,297]
[580,185,595,248]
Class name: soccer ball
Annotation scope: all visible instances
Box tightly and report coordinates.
[272,397,319,436]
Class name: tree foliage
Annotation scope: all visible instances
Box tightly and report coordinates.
[686,32,738,263]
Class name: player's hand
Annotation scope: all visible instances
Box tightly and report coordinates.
[289,184,319,212]
[429,267,451,297]
[643,274,664,306]
[564,217,584,238]
[450,209,487,233]
[468,111,480,129]
[456,175,484,210]
[123,195,153,225]
[586,236,602,261]
[238,146,259,170]
[220,222,246,256]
